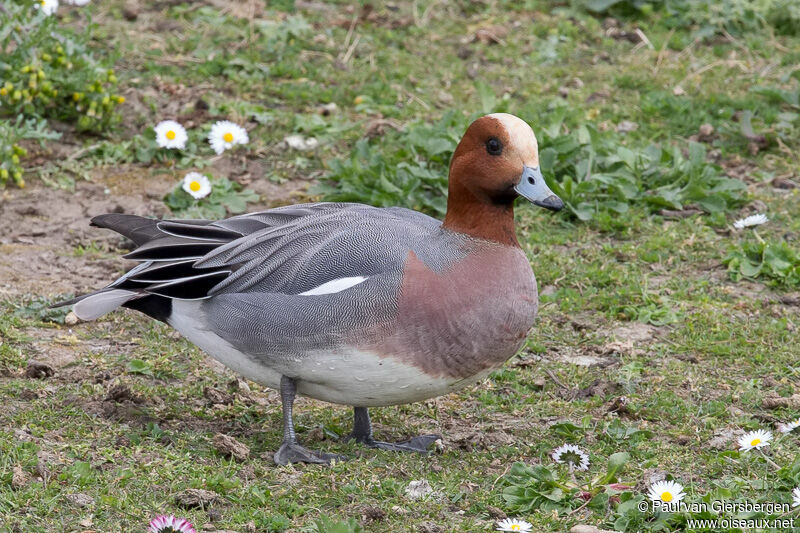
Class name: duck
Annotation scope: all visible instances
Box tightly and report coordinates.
[58,113,563,465]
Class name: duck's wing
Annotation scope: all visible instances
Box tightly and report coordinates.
[188,204,446,297]
[62,203,453,320]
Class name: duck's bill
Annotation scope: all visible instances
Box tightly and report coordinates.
[514,165,564,211]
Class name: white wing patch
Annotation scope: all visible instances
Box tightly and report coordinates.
[299,276,368,296]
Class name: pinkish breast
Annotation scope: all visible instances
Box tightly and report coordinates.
[360,244,538,379]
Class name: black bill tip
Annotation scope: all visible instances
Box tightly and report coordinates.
[533,194,564,212]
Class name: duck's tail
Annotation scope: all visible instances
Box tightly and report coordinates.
[51,214,165,321]
[54,211,256,322]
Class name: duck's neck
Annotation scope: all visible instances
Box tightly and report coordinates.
[442,182,519,247]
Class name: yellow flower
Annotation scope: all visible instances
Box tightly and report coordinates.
[647,480,685,505]
[181,172,211,200]
[154,120,188,150]
[738,429,772,451]
[208,121,248,155]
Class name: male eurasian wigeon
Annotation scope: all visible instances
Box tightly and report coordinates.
[59,113,563,464]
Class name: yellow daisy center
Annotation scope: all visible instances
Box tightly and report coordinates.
[223,132,234,143]
[41,0,46,5]
[166,130,176,140]
[751,438,761,446]
[511,526,520,532]
[189,181,201,192]
[661,491,673,502]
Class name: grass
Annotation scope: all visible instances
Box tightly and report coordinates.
[2,0,800,531]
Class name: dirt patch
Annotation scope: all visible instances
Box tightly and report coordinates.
[65,492,95,508]
[720,157,759,184]
[17,326,133,383]
[11,464,30,489]
[551,347,618,368]
[762,394,800,409]
[25,360,55,379]
[575,379,619,399]
[79,381,158,427]
[213,432,251,462]
[601,323,660,343]
[708,427,744,450]
[204,386,235,406]
[106,383,145,404]
[444,424,515,452]
[546,322,663,367]
[0,172,164,299]
[175,488,221,510]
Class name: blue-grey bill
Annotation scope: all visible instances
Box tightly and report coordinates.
[514,166,564,212]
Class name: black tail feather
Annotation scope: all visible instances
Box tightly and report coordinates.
[91,214,165,247]
[123,294,173,323]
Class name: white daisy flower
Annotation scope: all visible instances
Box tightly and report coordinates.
[182,172,211,200]
[792,487,800,507]
[738,429,772,451]
[35,0,59,15]
[208,120,248,154]
[733,213,768,229]
[551,443,590,471]
[154,120,188,150]
[496,518,532,532]
[647,480,686,505]
[778,418,800,434]
[149,515,196,533]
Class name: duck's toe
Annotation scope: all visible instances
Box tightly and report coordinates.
[274,442,348,465]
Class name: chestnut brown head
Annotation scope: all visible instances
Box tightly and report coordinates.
[448,113,563,211]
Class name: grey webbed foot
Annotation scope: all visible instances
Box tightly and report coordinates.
[275,375,348,465]
[274,442,347,465]
[346,407,440,454]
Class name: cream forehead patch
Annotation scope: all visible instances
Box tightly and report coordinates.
[487,113,539,166]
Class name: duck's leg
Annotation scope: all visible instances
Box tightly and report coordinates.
[347,407,440,453]
[273,376,347,465]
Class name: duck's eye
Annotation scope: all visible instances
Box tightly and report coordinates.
[486,137,503,156]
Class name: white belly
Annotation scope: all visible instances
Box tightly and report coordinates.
[168,300,486,406]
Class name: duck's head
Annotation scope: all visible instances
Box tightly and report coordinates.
[443,113,562,245]
[448,113,563,212]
